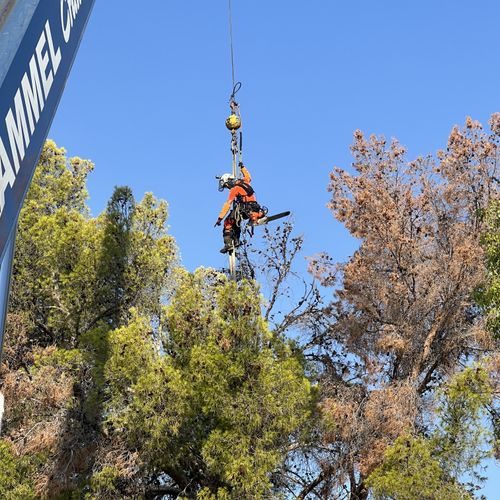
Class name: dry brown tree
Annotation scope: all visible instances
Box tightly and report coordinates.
[299,115,500,499]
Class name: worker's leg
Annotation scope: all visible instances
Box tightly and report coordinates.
[221,210,240,253]
[222,218,234,252]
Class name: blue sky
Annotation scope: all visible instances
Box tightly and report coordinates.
[49,1,499,493]
[49,1,500,273]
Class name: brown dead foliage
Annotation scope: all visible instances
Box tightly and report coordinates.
[307,115,500,496]
[1,313,34,373]
[0,344,85,496]
[1,338,143,498]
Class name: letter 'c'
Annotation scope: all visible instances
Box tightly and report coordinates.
[61,0,71,43]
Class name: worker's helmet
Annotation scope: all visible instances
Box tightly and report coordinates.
[218,173,235,191]
[225,113,241,131]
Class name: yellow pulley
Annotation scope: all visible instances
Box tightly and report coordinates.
[225,113,241,131]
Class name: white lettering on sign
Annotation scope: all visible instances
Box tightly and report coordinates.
[61,0,83,44]
[0,19,63,214]
[36,31,53,99]
[46,21,62,75]
[5,89,30,174]
[21,54,44,135]
[0,141,15,217]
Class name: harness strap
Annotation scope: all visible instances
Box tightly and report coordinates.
[236,180,254,196]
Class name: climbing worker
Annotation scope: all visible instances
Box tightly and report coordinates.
[214,163,266,253]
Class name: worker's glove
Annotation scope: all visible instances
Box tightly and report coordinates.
[214,218,222,227]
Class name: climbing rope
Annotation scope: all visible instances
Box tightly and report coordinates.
[224,0,248,281]
[228,0,236,90]
[226,87,243,178]
[226,0,244,179]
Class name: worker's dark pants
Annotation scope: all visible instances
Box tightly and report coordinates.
[222,202,262,248]
[223,208,241,248]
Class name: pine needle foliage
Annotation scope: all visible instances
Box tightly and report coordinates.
[0,141,313,498]
[104,270,313,498]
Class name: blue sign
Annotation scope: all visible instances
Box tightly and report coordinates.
[0,0,95,261]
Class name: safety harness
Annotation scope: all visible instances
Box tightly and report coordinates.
[234,180,254,197]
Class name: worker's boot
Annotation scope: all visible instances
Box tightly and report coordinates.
[220,231,234,254]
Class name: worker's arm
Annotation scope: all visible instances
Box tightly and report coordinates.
[218,189,237,219]
[218,200,232,220]
[240,164,251,183]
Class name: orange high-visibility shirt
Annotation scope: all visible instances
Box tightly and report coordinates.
[218,166,257,219]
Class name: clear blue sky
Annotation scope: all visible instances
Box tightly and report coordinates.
[49,1,499,493]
